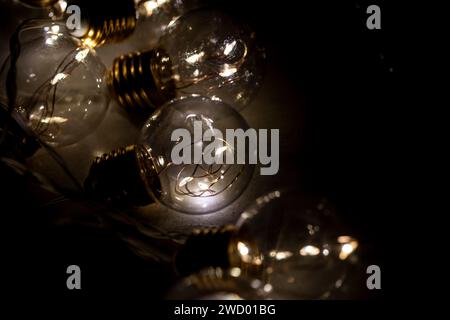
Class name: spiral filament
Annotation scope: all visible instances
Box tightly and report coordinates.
[25,48,80,141]
[108,49,176,113]
[175,163,234,197]
[174,147,245,200]
[178,38,249,87]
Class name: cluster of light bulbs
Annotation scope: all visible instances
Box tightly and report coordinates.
[1,0,360,299]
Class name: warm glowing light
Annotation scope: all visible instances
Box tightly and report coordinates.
[144,1,158,11]
[230,267,241,278]
[342,243,353,254]
[178,176,193,188]
[75,48,90,62]
[82,38,96,48]
[51,25,60,34]
[33,116,68,124]
[185,51,205,64]
[50,73,68,85]
[219,64,238,77]
[142,0,168,16]
[157,155,165,167]
[224,40,237,55]
[269,250,293,260]
[58,1,68,13]
[237,241,249,256]
[299,245,321,256]
[197,181,209,191]
[252,256,263,265]
[167,17,178,28]
[215,146,229,156]
[338,236,359,260]
[337,236,353,244]
[263,283,273,293]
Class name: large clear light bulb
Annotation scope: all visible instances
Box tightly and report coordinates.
[109,9,265,113]
[0,21,110,148]
[175,190,360,299]
[85,95,254,214]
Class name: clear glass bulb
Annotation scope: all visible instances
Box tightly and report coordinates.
[230,190,360,299]
[109,9,266,112]
[85,95,254,214]
[0,21,110,148]
[175,190,360,298]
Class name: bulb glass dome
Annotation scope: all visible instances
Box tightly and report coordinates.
[139,95,254,213]
[0,21,109,147]
[230,190,359,299]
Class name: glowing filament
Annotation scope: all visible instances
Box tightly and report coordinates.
[224,40,237,56]
[50,73,68,85]
[75,48,90,62]
[299,245,321,256]
[185,51,205,64]
[237,241,249,256]
[219,64,237,77]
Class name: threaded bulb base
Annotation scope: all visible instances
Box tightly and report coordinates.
[108,48,176,113]
[69,0,137,47]
[84,145,160,207]
[187,267,240,292]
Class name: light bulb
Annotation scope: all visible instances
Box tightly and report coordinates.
[0,20,110,148]
[85,95,254,214]
[175,190,360,299]
[108,9,265,113]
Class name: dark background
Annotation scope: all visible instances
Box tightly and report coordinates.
[1,0,395,303]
